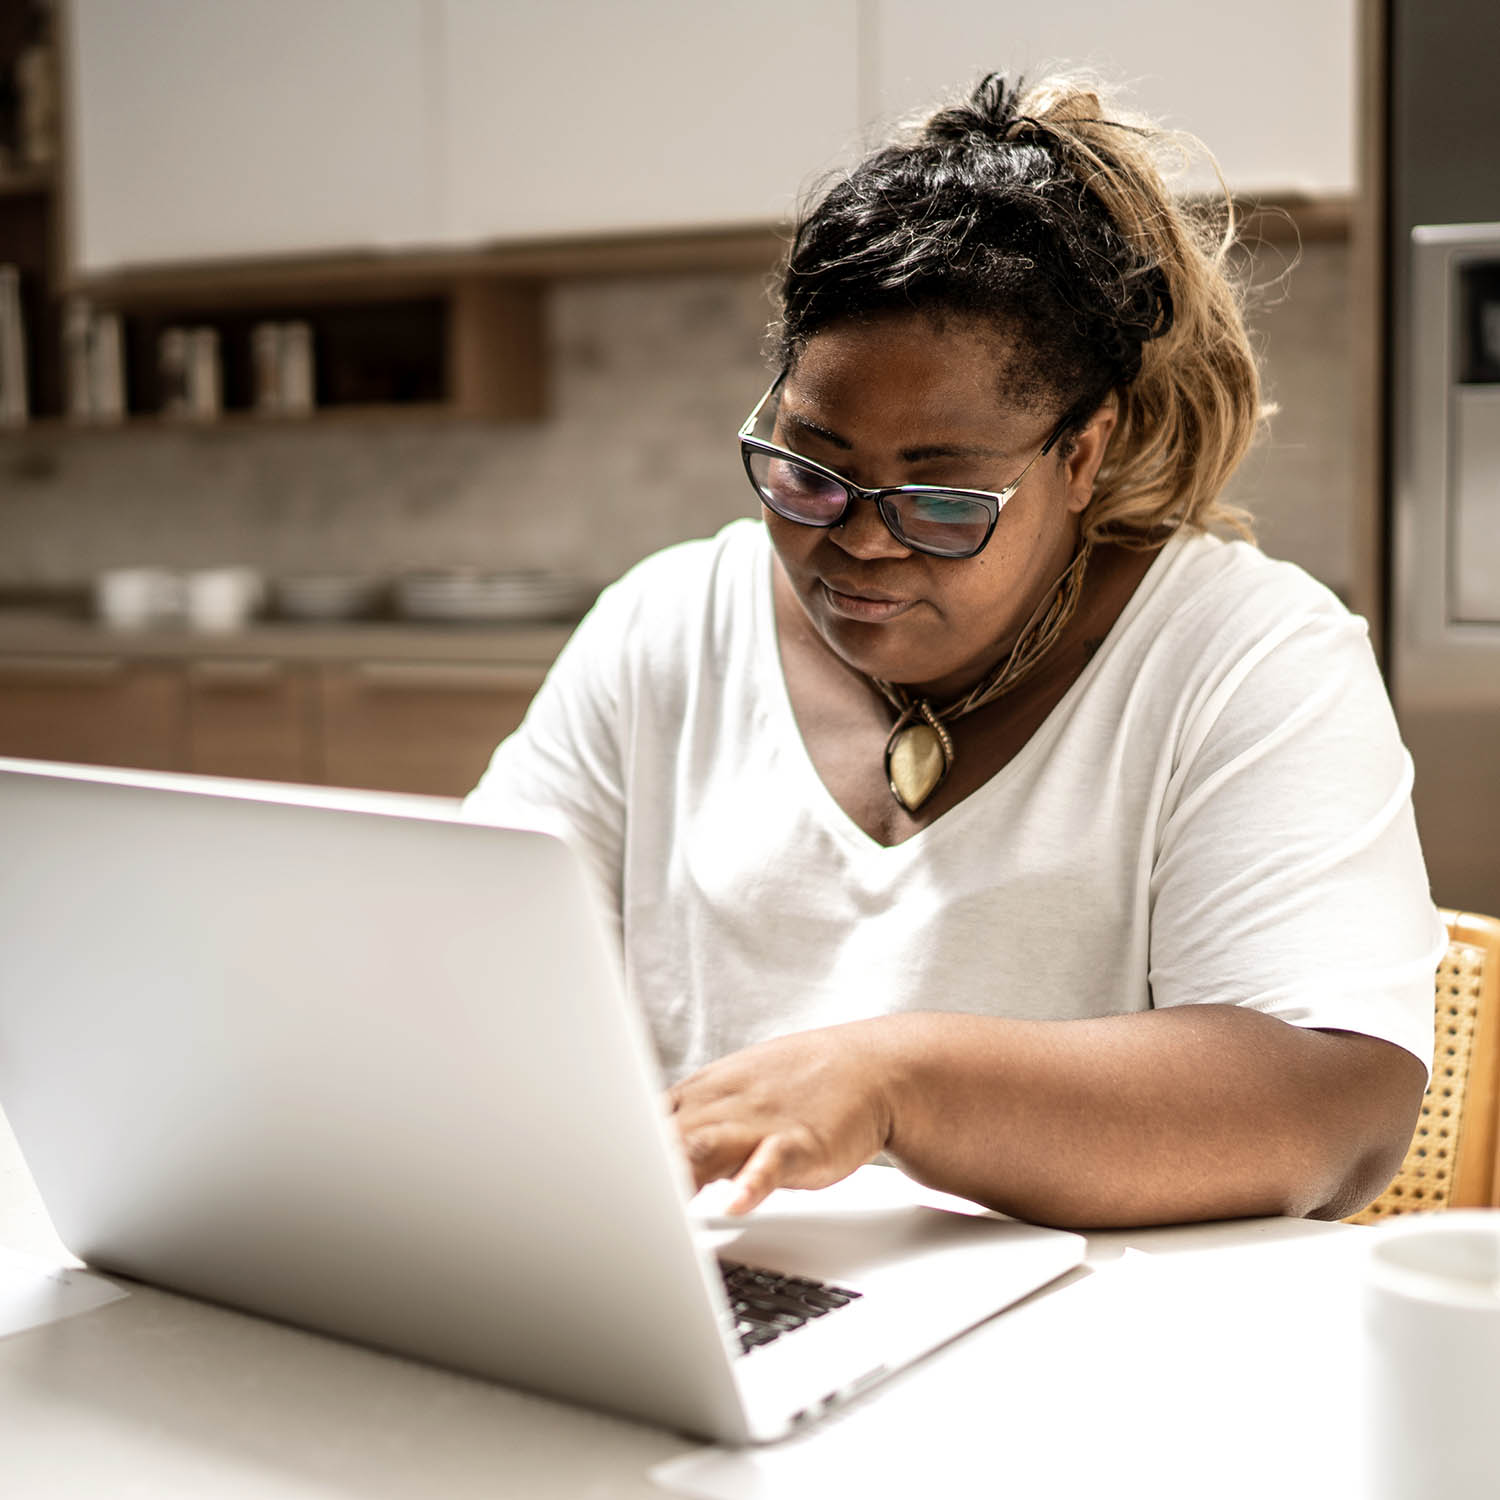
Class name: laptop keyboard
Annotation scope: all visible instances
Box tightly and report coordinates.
[719,1260,863,1355]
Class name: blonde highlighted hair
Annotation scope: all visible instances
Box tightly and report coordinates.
[775,72,1264,542]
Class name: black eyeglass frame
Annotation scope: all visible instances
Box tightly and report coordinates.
[737,375,1082,560]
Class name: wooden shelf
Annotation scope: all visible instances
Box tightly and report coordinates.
[33,226,778,428]
[64,226,789,310]
[1235,193,1355,246]
[6,193,1350,435]
[0,401,491,438]
[0,164,54,199]
[0,275,547,427]
[61,198,1344,316]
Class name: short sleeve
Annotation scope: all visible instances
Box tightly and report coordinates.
[462,576,633,939]
[1147,599,1443,1075]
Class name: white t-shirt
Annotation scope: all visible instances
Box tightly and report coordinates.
[465,520,1441,1085]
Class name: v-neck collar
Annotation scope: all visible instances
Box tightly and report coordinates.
[754,525,1191,857]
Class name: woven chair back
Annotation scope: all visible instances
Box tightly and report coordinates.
[1348,910,1500,1224]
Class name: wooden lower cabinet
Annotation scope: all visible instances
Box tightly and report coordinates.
[319,661,536,797]
[185,659,320,783]
[0,656,187,770]
[0,653,541,796]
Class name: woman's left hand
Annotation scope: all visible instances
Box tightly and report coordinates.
[666,1021,896,1214]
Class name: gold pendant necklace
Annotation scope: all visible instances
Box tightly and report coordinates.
[872,543,1093,815]
[883,701,956,814]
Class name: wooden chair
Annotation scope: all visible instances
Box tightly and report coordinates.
[1348,909,1500,1223]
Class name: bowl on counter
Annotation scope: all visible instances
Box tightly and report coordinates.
[394,570,596,623]
[272,574,388,622]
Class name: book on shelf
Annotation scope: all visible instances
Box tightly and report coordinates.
[63,297,126,424]
[158,325,221,421]
[0,265,28,427]
[252,320,316,416]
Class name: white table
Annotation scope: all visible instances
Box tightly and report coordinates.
[0,1106,1369,1499]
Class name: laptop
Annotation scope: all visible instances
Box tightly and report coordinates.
[0,756,1086,1445]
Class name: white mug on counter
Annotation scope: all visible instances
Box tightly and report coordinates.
[183,567,264,633]
[94,568,183,631]
[1363,1211,1500,1499]
[94,566,265,633]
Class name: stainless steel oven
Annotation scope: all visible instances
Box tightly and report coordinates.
[1392,223,1500,914]
[1386,0,1500,916]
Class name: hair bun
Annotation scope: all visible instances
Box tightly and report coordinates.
[922,73,1052,148]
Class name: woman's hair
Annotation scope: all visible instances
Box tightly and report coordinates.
[773,73,1262,542]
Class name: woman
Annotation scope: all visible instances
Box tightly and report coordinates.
[465,74,1441,1228]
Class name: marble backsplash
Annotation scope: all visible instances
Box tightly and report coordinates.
[0,241,1354,599]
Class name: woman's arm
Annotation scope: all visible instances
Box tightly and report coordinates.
[668,1006,1427,1227]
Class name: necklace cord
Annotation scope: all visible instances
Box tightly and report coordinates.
[871,541,1095,726]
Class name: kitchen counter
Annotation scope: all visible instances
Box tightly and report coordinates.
[0,610,576,668]
[0,607,577,795]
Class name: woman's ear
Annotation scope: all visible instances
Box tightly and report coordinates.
[1062,399,1119,514]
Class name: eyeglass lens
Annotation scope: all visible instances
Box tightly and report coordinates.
[745,449,993,557]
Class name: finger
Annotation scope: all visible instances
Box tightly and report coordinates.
[727,1134,798,1215]
[678,1121,755,1192]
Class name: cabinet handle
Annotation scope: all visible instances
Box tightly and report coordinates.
[351,661,546,693]
[187,658,284,689]
[0,655,125,684]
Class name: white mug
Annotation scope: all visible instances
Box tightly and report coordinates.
[1363,1211,1500,1499]
[94,568,182,630]
[184,567,264,633]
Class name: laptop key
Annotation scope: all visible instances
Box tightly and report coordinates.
[740,1291,818,1321]
[801,1288,856,1310]
[720,1260,864,1356]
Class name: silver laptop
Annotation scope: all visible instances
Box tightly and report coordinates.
[0,756,1085,1445]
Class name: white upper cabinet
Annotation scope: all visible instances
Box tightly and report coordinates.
[437,0,860,243]
[864,0,1357,197]
[67,0,440,272]
[63,0,1350,274]
[67,0,860,270]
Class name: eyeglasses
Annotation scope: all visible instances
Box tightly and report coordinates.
[737,375,1077,560]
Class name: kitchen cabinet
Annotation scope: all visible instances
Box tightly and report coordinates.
[184,659,319,784]
[64,0,859,270]
[38,0,1351,439]
[63,0,1349,282]
[0,656,185,768]
[0,650,543,797]
[439,0,860,242]
[320,662,535,797]
[65,0,438,272]
[866,0,1357,196]
[57,0,557,424]
[0,2,64,422]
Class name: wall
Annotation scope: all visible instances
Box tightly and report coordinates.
[1230,239,1355,598]
[0,241,1355,602]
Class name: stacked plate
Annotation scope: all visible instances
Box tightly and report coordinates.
[273,574,386,622]
[394,570,596,623]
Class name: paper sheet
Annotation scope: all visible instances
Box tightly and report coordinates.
[652,1232,1374,1500]
[0,1245,129,1340]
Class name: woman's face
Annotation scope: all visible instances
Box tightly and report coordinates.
[766,312,1116,699]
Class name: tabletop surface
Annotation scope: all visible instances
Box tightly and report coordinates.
[0,1105,1368,1500]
